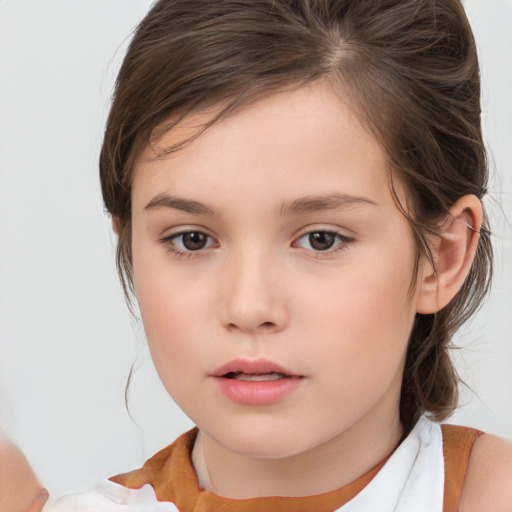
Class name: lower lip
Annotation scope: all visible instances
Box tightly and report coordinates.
[213,376,303,405]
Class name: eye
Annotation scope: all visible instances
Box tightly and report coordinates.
[294,230,351,252]
[164,230,216,254]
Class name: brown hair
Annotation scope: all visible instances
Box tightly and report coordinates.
[100,0,492,430]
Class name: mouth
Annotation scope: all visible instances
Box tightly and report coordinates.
[211,359,303,405]
[223,371,292,382]
[212,358,302,379]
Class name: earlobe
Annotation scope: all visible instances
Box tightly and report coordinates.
[112,216,121,236]
[415,195,483,314]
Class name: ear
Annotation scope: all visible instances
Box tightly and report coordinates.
[415,195,483,314]
[111,216,121,236]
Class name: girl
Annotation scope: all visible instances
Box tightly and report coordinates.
[47,0,512,510]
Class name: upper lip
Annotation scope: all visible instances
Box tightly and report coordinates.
[211,358,301,377]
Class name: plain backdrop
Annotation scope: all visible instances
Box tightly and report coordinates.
[0,0,511,499]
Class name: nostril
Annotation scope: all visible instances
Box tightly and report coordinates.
[226,320,277,333]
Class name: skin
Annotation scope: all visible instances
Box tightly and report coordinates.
[127,80,512,502]
[460,434,512,512]
[0,440,44,512]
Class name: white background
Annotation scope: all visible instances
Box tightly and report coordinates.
[0,0,511,499]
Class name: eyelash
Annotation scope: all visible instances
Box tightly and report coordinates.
[160,229,353,259]
[160,231,217,259]
[293,230,353,255]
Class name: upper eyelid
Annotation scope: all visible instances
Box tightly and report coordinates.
[294,230,352,244]
[293,224,354,239]
[159,229,216,247]
[159,226,352,237]
[166,231,216,243]
[161,231,217,256]
[159,226,353,245]
[160,226,215,239]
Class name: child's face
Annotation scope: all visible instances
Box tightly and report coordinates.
[130,81,424,459]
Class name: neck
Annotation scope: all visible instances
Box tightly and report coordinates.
[191,406,404,499]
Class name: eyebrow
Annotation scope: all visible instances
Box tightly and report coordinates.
[144,194,216,215]
[280,194,378,216]
[144,192,378,216]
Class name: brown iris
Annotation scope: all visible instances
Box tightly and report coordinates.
[181,232,208,250]
[308,232,336,251]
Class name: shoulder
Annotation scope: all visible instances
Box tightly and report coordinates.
[459,433,512,512]
[0,440,43,512]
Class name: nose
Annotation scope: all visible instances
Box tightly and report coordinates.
[219,248,288,335]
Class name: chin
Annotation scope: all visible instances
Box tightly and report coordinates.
[224,437,303,460]
[205,419,318,460]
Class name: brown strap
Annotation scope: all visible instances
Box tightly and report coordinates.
[110,428,388,512]
[109,468,151,488]
[441,424,483,512]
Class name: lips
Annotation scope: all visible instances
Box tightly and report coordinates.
[212,358,300,378]
[225,371,290,381]
[211,359,303,405]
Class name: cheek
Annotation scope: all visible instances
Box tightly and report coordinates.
[300,248,416,337]
[296,246,417,382]
[131,239,211,383]
[135,275,212,410]
[133,228,206,327]
[136,272,210,350]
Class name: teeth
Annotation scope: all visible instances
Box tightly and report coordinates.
[229,372,288,381]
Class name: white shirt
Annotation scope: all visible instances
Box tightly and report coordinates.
[47,417,444,512]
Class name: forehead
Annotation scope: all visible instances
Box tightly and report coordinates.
[131,81,398,210]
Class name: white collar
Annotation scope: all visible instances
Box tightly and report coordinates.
[337,417,444,512]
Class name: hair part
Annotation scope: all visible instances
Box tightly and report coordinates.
[100,0,493,429]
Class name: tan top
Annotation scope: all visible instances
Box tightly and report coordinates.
[30,423,483,512]
[110,428,386,512]
[108,424,482,512]
[441,424,483,512]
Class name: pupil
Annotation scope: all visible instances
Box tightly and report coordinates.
[309,232,335,251]
[183,232,207,250]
